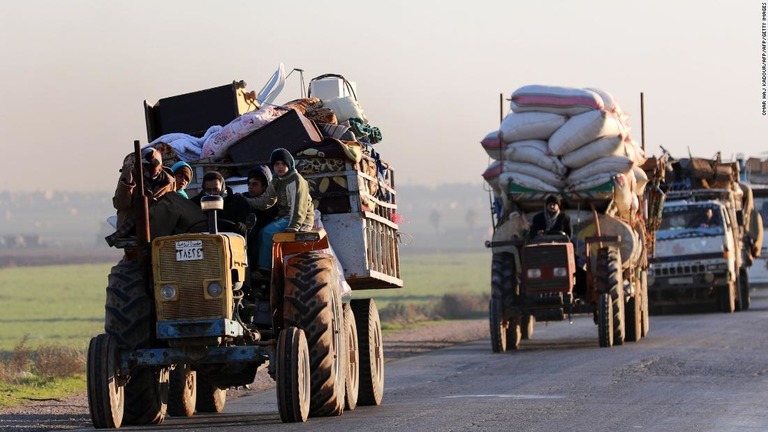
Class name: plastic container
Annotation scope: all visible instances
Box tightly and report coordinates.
[309,77,357,101]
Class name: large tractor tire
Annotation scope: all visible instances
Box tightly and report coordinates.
[625,276,643,343]
[168,364,196,417]
[737,268,751,311]
[521,314,535,340]
[196,373,227,413]
[491,252,518,310]
[596,247,623,347]
[276,326,311,423]
[351,298,384,407]
[104,260,167,425]
[718,282,736,313]
[489,298,507,353]
[283,252,345,417]
[342,304,360,411]
[87,333,124,429]
[597,293,613,348]
[641,271,650,337]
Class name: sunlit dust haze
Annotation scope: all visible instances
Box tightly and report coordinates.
[0,1,764,192]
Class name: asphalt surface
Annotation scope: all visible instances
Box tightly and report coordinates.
[85,290,768,432]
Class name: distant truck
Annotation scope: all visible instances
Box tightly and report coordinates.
[649,156,760,313]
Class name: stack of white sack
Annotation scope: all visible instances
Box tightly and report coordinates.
[480,85,647,210]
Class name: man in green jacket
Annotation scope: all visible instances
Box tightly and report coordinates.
[241,147,315,274]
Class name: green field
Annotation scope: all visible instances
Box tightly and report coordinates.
[0,252,492,353]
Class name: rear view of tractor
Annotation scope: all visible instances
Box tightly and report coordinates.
[482,85,667,351]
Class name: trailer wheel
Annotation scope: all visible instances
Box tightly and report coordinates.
[489,298,507,353]
[625,277,643,343]
[718,282,736,313]
[598,293,614,348]
[284,252,345,416]
[168,364,196,417]
[506,317,522,351]
[87,333,124,429]
[196,374,227,413]
[343,304,359,411]
[276,327,310,423]
[351,298,384,406]
[641,271,650,337]
[737,268,751,311]
[521,314,535,340]
[104,260,167,425]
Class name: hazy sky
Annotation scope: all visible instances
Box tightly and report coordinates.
[0,1,764,192]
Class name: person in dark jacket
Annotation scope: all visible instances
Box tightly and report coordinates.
[191,171,252,237]
[241,148,315,273]
[243,165,279,275]
[529,194,572,240]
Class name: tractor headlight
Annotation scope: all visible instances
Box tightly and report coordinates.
[207,282,223,298]
[552,267,568,277]
[647,275,655,286]
[160,285,177,301]
[527,268,542,279]
[704,272,715,283]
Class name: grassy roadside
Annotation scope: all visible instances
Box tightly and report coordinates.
[0,251,492,410]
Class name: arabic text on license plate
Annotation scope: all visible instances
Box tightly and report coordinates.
[176,240,203,261]
[668,276,693,285]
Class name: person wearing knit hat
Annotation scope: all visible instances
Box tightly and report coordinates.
[529,194,571,240]
[241,147,315,275]
[171,161,193,199]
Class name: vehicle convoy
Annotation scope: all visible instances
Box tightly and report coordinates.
[481,85,665,351]
[648,155,762,314]
[88,73,402,428]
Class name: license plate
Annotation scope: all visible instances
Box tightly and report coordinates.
[176,240,203,261]
[668,276,693,285]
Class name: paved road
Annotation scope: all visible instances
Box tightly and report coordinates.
[81,291,768,432]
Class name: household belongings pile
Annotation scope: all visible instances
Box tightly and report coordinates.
[145,75,394,218]
[481,84,648,218]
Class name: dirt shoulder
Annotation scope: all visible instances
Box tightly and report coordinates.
[0,319,489,432]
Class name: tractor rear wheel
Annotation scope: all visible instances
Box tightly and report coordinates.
[196,373,227,413]
[104,260,167,425]
[343,304,360,411]
[351,298,384,406]
[276,326,310,423]
[87,333,124,429]
[284,252,345,416]
[168,364,196,417]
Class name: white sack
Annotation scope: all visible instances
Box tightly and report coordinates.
[510,85,604,116]
[633,165,649,195]
[548,110,622,156]
[499,172,560,193]
[480,130,504,159]
[504,161,566,188]
[500,111,566,143]
[504,140,567,176]
[613,173,634,215]
[560,136,623,169]
[567,173,616,191]
[568,155,634,183]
